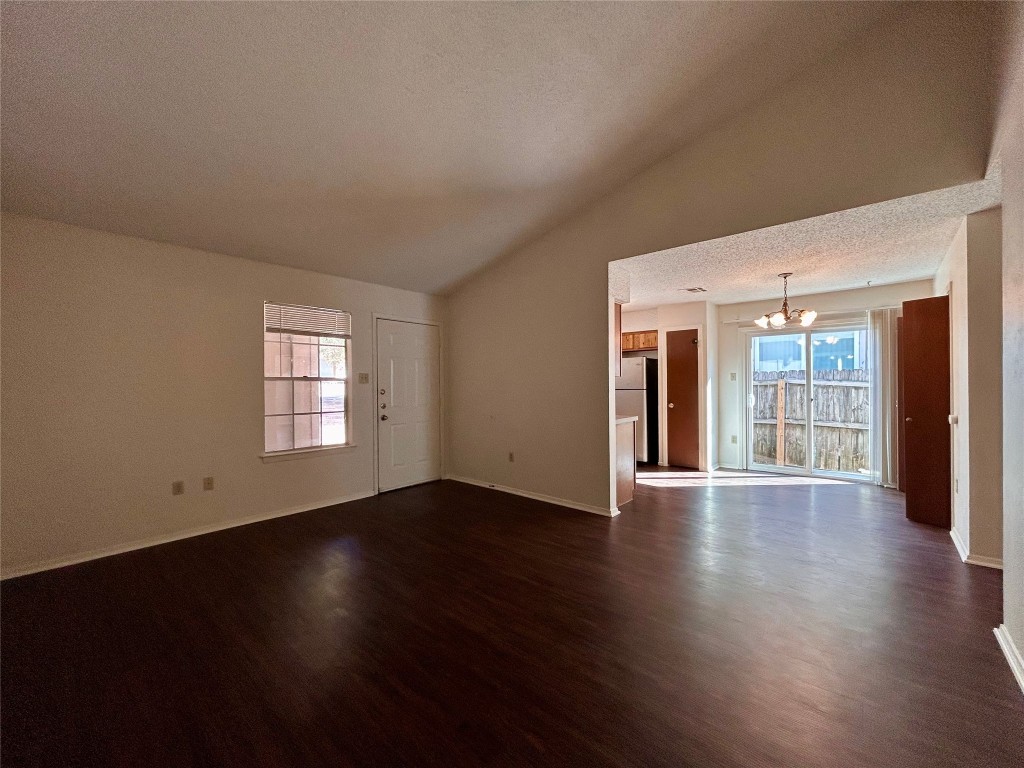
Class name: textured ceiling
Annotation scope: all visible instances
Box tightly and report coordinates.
[618,172,1002,311]
[0,1,891,294]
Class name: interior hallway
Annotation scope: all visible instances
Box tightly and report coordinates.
[2,478,1021,767]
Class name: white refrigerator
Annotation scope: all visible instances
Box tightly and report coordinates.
[614,357,658,464]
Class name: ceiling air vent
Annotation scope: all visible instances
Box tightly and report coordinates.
[683,287,707,293]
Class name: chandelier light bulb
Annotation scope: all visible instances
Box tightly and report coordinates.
[754,273,816,329]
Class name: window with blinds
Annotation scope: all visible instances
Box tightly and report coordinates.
[263,302,352,453]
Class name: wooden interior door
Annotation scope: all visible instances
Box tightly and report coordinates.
[901,296,951,527]
[666,329,700,469]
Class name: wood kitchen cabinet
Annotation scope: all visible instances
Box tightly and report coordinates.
[621,330,657,351]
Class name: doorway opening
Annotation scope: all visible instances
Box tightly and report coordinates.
[748,325,872,480]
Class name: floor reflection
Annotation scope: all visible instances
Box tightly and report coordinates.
[636,470,850,487]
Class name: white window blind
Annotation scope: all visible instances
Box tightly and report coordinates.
[264,302,352,339]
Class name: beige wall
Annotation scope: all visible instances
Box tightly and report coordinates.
[934,221,972,553]
[446,231,613,511]
[934,210,1003,566]
[995,3,1024,662]
[0,214,442,577]
[621,309,658,333]
[445,13,992,511]
[966,209,1005,565]
[715,281,934,469]
[705,302,719,469]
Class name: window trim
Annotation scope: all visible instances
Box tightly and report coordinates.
[259,443,358,463]
[263,302,353,455]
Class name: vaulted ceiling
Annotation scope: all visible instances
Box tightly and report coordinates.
[0,2,1009,294]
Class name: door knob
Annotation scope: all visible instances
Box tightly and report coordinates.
[905,417,913,423]
[381,415,388,421]
[668,403,674,409]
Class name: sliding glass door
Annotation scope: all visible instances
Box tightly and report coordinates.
[809,329,871,476]
[749,325,872,478]
[750,333,807,470]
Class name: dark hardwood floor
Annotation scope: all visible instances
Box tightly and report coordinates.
[3,476,1022,767]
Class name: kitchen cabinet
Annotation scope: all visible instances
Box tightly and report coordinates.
[622,330,657,351]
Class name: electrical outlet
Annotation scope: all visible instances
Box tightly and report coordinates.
[508,451,515,463]
[358,372,370,384]
[171,480,185,496]
[730,435,737,444]
[203,476,214,491]
[730,372,737,381]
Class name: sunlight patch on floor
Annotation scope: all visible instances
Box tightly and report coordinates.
[636,471,849,487]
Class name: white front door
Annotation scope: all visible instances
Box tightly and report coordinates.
[376,319,441,491]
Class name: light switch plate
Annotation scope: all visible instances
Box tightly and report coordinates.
[358,372,370,384]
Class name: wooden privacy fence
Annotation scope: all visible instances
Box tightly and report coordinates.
[751,369,870,473]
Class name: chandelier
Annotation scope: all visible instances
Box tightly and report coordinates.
[754,273,817,329]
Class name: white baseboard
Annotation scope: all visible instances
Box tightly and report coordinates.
[447,476,617,517]
[950,527,970,561]
[966,553,1004,569]
[994,625,1024,696]
[950,528,1003,569]
[0,490,376,580]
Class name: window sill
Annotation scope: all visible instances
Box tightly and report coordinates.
[259,444,357,463]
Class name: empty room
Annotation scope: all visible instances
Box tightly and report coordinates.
[2,2,1023,766]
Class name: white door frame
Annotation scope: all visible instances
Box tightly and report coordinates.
[657,323,707,471]
[371,314,444,493]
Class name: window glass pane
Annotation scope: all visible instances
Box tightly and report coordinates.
[294,414,322,449]
[321,381,346,412]
[264,331,281,342]
[751,333,806,469]
[320,342,347,378]
[264,341,282,377]
[265,415,294,452]
[319,336,345,346]
[276,342,293,377]
[811,329,871,475]
[287,341,318,378]
[282,342,313,378]
[293,381,320,414]
[264,380,292,416]
[322,412,346,446]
